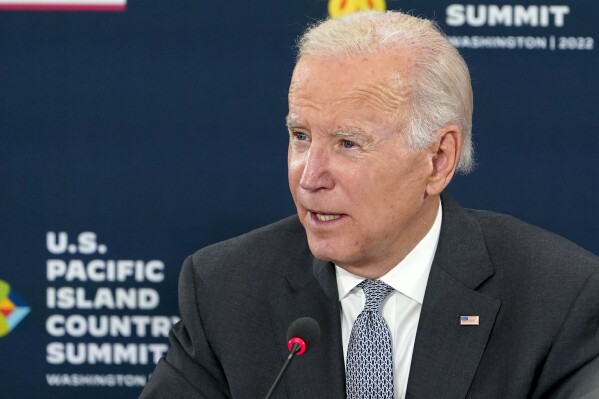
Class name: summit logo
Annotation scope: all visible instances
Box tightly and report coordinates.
[0,279,31,337]
[446,4,570,28]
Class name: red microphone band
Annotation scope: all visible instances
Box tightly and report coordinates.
[287,337,307,355]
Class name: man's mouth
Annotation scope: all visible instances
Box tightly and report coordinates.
[314,213,342,222]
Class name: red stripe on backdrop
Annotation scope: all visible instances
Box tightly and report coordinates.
[0,4,125,11]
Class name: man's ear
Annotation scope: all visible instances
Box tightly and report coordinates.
[426,125,461,195]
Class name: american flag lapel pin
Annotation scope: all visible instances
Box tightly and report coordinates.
[460,315,480,326]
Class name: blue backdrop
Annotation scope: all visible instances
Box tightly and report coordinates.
[0,1,597,398]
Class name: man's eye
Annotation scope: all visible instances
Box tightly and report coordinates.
[295,132,308,141]
[342,140,355,149]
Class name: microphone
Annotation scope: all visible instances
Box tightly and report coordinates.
[263,317,321,399]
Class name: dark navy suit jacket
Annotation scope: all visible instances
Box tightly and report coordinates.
[139,195,599,398]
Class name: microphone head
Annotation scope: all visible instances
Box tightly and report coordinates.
[286,317,320,356]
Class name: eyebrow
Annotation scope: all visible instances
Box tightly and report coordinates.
[285,117,375,144]
[285,116,301,130]
[332,128,374,145]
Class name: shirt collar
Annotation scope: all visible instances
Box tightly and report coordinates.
[335,200,442,304]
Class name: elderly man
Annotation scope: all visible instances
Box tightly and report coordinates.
[140,10,599,399]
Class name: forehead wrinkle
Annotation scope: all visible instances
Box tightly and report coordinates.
[349,77,410,114]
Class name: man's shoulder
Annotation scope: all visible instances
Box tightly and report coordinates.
[464,207,599,276]
[195,214,305,254]
[187,215,310,276]
[441,194,598,281]
[474,208,595,257]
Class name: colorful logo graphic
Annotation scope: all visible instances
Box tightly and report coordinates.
[0,280,31,337]
[328,0,386,18]
[0,0,126,12]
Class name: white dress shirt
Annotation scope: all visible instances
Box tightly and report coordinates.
[335,201,442,399]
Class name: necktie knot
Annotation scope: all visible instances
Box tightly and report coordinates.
[358,279,393,313]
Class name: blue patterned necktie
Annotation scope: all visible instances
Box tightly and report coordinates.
[346,279,394,399]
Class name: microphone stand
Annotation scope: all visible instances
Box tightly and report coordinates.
[263,343,300,399]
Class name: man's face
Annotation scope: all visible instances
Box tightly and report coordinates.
[287,52,440,278]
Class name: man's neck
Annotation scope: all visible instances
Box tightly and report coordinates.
[337,195,441,279]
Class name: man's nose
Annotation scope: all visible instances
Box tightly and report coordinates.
[299,146,335,192]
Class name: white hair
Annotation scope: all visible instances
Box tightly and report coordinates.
[296,10,474,173]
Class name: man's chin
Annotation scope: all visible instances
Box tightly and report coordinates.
[306,240,350,265]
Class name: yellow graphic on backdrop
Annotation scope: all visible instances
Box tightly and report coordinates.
[328,0,386,18]
[0,280,31,337]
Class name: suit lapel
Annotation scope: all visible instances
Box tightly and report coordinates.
[269,257,345,398]
[406,266,500,399]
[407,195,501,399]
